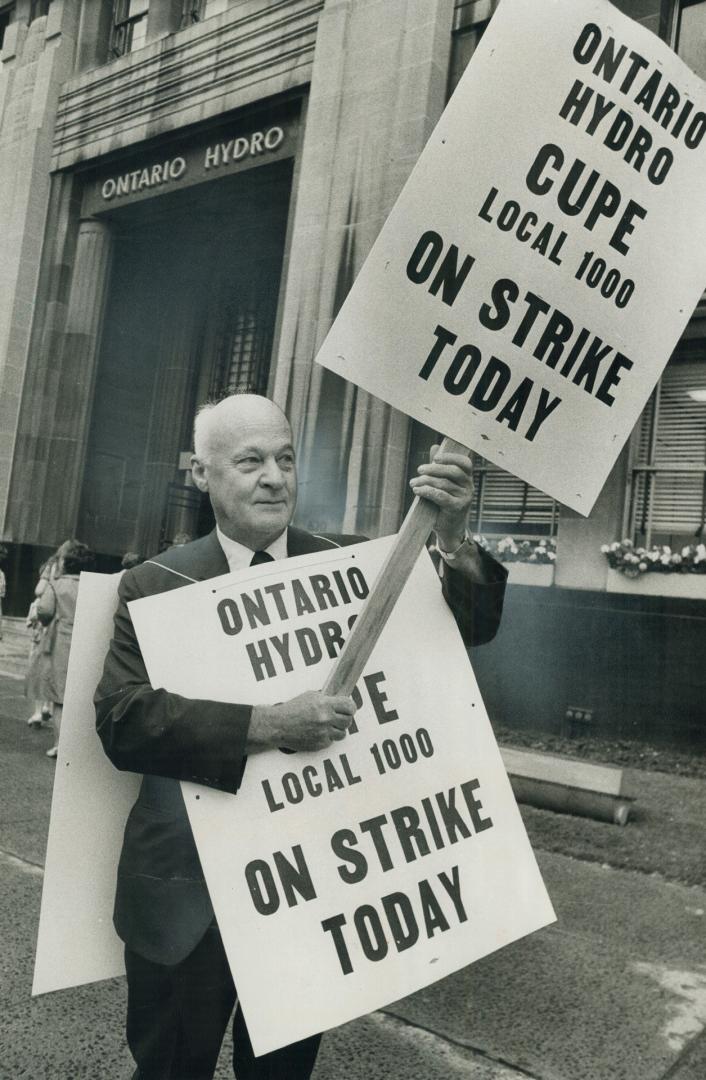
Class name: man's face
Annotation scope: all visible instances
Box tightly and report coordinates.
[191,402,297,550]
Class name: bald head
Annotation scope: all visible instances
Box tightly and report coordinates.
[193,394,291,464]
[191,395,297,549]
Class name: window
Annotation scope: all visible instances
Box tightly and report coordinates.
[180,0,205,26]
[405,423,559,538]
[30,0,50,19]
[447,1,497,98]
[0,3,13,50]
[208,264,279,400]
[627,348,706,546]
[676,1,706,81]
[29,0,49,21]
[470,460,559,537]
[111,0,148,58]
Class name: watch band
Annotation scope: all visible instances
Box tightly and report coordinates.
[437,530,473,563]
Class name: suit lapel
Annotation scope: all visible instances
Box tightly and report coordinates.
[180,531,229,581]
[287,526,330,557]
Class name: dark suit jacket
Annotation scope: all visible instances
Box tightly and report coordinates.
[95,527,506,964]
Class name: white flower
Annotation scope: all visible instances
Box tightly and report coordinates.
[660,553,671,566]
[600,544,609,554]
[639,562,648,572]
[682,546,692,558]
[548,551,556,561]
[672,554,682,564]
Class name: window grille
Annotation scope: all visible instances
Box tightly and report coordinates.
[471,461,559,537]
[208,267,278,401]
[627,353,706,546]
[111,0,148,58]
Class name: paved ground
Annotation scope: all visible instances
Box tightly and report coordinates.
[2,623,705,1079]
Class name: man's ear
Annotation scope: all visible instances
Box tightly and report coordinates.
[191,455,209,493]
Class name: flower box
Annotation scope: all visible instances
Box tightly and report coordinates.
[606,568,706,599]
[506,562,555,587]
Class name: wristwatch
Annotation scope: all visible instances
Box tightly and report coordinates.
[437,530,474,563]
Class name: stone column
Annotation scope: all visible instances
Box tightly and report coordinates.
[273,0,455,537]
[39,217,113,541]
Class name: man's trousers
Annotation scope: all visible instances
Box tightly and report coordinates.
[125,923,321,1079]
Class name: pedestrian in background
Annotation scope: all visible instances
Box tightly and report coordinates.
[121,551,145,570]
[0,544,7,641]
[25,548,64,730]
[35,541,95,758]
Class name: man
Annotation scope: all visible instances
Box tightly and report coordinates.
[95,394,506,1080]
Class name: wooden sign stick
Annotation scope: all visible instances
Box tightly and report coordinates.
[323,436,469,696]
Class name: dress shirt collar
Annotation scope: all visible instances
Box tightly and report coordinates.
[216,525,288,573]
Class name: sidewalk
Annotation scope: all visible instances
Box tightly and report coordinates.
[0,615,33,682]
[1,655,705,1079]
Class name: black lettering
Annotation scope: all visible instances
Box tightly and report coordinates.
[321,913,353,974]
[468,357,511,411]
[354,905,388,961]
[241,589,270,630]
[269,633,293,673]
[596,352,633,406]
[390,806,431,863]
[435,788,472,843]
[273,845,317,907]
[525,389,562,442]
[429,244,475,307]
[360,814,394,871]
[526,143,563,196]
[419,324,457,380]
[460,779,494,833]
[364,671,399,724]
[419,879,449,937]
[246,639,276,681]
[217,598,242,636]
[406,230,444,284]
[382,892,419,952]
[245,859,280,915]
[291,578,316,616]
[320,620,345,658]
[478,277,519,332]
[443,345,482,396]
[309,573,338,610]
[496,378,533,432]
[608,200,646,255]
[438,865,468,923]
[295,626,323,666]
[331,828,368,884]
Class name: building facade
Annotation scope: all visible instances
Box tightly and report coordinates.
[0,0,704,745]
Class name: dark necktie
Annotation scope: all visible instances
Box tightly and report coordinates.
[250,550,275,566]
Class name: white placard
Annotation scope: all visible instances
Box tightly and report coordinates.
[130,538,555,1056]
[315,0,706,513]
[32,573,137,996]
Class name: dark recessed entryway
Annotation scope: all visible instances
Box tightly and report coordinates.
[77,158,292,558]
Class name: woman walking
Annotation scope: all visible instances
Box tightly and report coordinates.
[35,541,95,758]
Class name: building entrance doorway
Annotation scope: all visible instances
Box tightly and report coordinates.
[77,158,292,559]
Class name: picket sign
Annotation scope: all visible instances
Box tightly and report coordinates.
[324,436,467,695]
